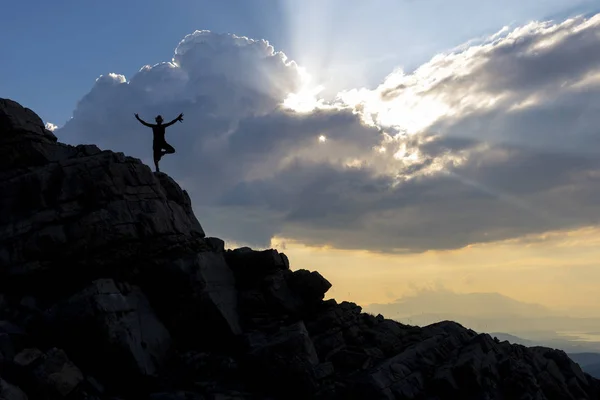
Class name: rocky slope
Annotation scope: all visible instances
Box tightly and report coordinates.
[0,97,599,400]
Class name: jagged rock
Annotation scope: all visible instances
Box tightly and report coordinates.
[0,322,29,363]
[209,392,254,400]
[154,172,204,236]
[13,347,83,398]
[237,290,269,316]
[314,362,335,380]
[13,348,43,369]
[0,377,28,400]
[305,300,363,336]
[83,376,105,396]
[32,348,83,397]
[330,347,384,373]
[287,270,331,306]
[362,320,409,356]
[0,98,56,142]
[261,269,303,315]
[246,321,320,398]
[148,392,205,400]
[0,334,14,363]
[0,100,205,299]
[311,330,346,362]
[140,251,241,349]
[44,279,171,388]
[204,237,225,253]
[344,322,600,400]
[179,351,239,384]
[225,248,289,286]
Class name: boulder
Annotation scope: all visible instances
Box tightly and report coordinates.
[314,362,335,380]
[209,391,253,400]
[44,279,171,388]
[261,269,303,315]
[305,301,363,335]
[225,248,289,287]
[204,237,225,253]
[246,321,320,398]
[12,348,42,369]
[0,378,27,400]
[13,347,83,398]
[329,347,384,373]
[287,270,332,306]
[148,392,205,400]
[139,251,241,349]
[154,172,204,237]
[0,98,56,142]
[0,322,29,363]
[179,351,239,381]
[31,348,83,398]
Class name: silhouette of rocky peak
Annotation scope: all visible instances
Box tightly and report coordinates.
[0,98,599,399]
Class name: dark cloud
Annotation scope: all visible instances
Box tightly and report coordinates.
[216,145,600,252]
[57,15,600,252]
[430,86,600,153]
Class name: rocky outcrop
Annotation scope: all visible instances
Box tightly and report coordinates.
[0,97,599,399]
[44,279,172,384]
[0,98,204,297]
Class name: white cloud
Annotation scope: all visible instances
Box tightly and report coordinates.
[45,122,58,132]
[340,14,600,139]
[56,14,600,252]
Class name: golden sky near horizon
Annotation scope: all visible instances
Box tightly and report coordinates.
[264,225,600,316]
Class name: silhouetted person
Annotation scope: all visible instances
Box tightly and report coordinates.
[135,113,184,172]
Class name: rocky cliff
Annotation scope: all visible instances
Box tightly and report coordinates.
[0,97,598,400]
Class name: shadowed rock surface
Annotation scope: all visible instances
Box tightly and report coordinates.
[1,97,599,399]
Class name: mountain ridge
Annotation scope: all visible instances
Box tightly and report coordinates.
[1,97,599,399]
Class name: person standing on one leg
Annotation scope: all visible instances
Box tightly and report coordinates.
[134,113,184,172]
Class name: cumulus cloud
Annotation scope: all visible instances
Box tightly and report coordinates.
[57,15,600,252]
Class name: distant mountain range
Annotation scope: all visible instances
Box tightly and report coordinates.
[365,290,600,378]
[366,290,557,319]
[366,290,600,337]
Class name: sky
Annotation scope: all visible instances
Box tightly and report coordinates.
[3,0,600,319]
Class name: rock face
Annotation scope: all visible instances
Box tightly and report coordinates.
[0,97,204,299]
[45,279,172,384]
[0,97,599,399]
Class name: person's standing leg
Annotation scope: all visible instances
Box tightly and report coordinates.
[153,148,162,172]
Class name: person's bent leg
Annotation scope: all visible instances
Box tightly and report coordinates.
[162,142,176,154]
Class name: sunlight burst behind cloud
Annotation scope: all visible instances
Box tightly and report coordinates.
[56,12,600,253]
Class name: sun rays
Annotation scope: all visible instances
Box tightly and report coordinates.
[281,67,326,113]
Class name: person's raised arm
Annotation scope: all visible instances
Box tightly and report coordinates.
[134,113,154,127]
[163,113,184,127]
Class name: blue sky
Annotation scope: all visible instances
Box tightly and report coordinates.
[0,0,287,125]
[1,0,596,127]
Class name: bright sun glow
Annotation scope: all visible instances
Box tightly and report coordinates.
[283,67,326,113]
[318,135,327,142]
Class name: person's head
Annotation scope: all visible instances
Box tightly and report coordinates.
[155,115,163,124]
